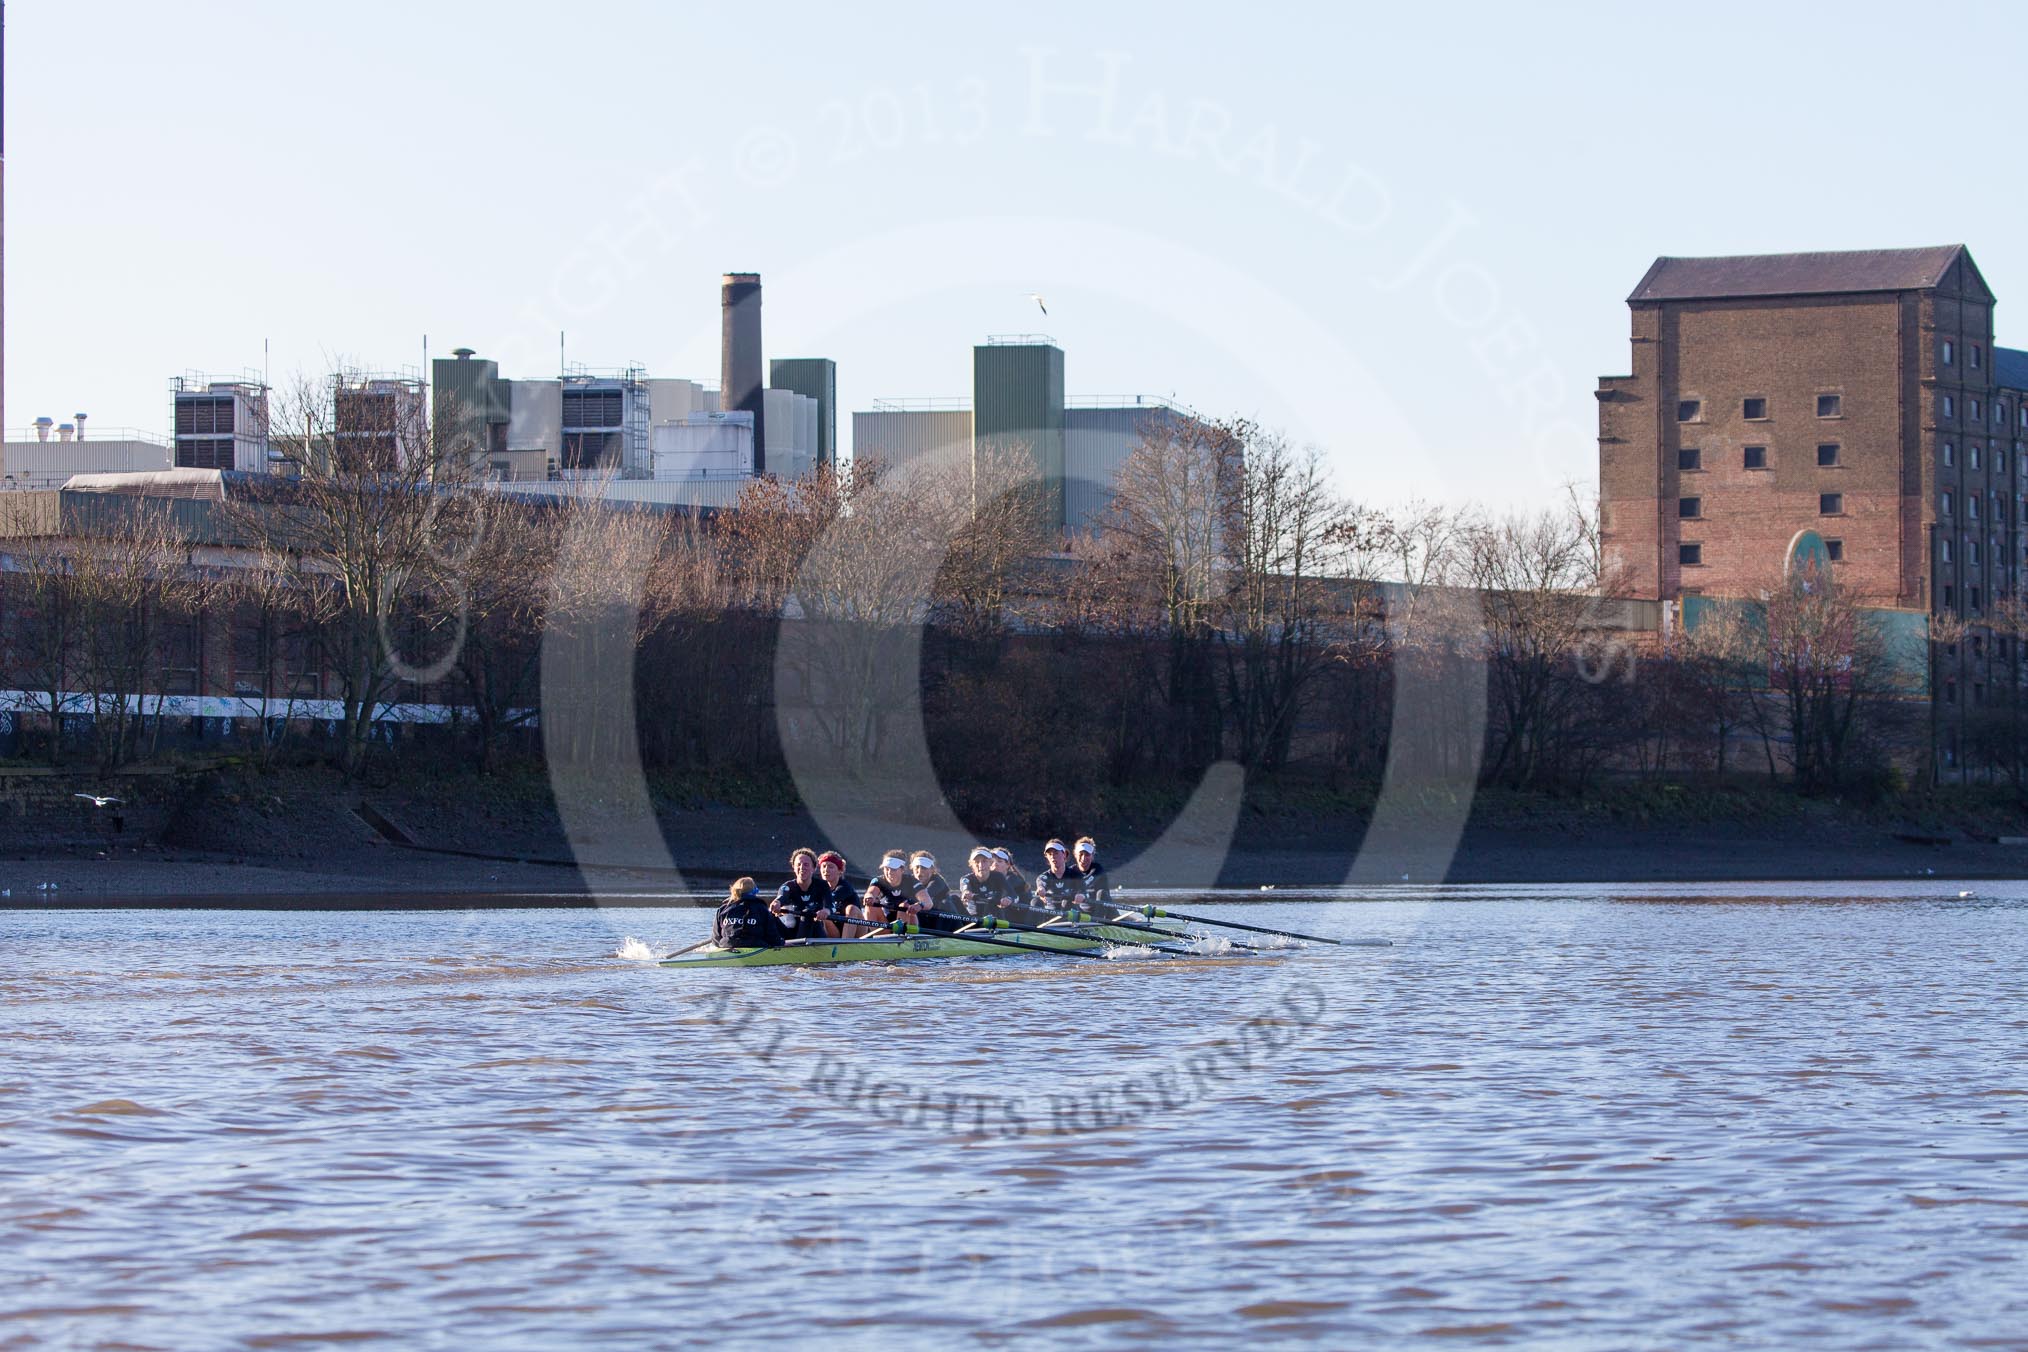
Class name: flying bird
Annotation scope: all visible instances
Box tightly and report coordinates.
[74,793,121,808]
[1027,292,1048,316]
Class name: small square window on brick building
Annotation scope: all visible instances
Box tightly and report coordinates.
[1817,444,1840,466]
[1743,397,1767,420]
[1743,445,1767,469]
[1817,393,1842,417]
[1679,496,1701,518]
[1826,539,1844,561]
[1820,492,1842,515]
[1677,400,1700,422]
[1679,543,1702,566]
[1678,448,1701,470]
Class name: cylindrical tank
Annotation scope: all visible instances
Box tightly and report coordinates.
[721,273,764,473]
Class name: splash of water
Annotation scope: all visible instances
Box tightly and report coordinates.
[614,937,659,962]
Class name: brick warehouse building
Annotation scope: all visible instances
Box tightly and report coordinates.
[1596,244,2028,767]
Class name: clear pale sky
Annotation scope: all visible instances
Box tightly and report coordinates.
[8,0,2026,512]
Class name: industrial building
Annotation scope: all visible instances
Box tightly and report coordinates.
[424,272,823,486]
[852,335,1191,535]
[2,418,172,489]
[332,372,426,473]
[171,375,270,471]
[1595,242,2028,769]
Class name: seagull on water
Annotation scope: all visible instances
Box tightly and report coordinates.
[74,793,121,808]
[1027,292,1048,316]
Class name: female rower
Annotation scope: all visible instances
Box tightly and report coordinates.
[713,877,787,949]
[1032,838,1080,913]
[814,851,853,937]
[908,851,956,930]
[772,847,829,941]
[1071,837,1114,910]
[855,851,921,935]
[991,847,1027,900]
[959,847,1005,915]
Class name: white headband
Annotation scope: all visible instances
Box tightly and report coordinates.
[880,854,906,870]
[911,853,935,868]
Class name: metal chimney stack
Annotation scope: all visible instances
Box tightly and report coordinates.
[721,272,764,475]
[34,416,52,442]
[73,412,86,441]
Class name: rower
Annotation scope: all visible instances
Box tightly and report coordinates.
[908,851,958,931]
[813,851,853,937]
[990,846,1027,901]
[959,847,1008,915]
[1032,838,1080,913]
[772,847,832,940]
[854,852,922,935]
[1071,837,1114,909]
[713,877,788,949]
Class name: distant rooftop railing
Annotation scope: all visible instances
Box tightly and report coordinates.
[171,370,267,394]
[868,398,973,413]
[4,426,173,447]
[984,333,1057,346]
[1066,395,1179,410]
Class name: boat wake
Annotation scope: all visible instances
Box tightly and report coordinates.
[614,937,660,962]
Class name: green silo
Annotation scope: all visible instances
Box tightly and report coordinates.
[973,338,1065,532]
[769,357,837,465]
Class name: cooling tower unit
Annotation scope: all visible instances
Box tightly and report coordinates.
[721,272,765,474]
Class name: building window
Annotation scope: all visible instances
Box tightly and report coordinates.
[1973,444,1983,470]
[1677,399,1701,422]
[1945,395,1956,419]
[1944,441,1956,466]
[1820,492,1843,515]
[1971,495,1981,520]
[1743,396,1768,420]
[1943,538,1954,563]
[1817,393,1842,418]
[1817,443,1840,467]
[1679,496,1702,519]
[1826,539,1844,561]
[1943,491,1954,516]
[1945,585,1956,608]
[1743,445,1767,469]
[1997,402,2007,427]
[1971,540,1982,565]
[1679,543,1702,566]
[1973,343,1984,369]
[1944,339,1956,365]
[2000,448,2010,475]
[1972,399,1983,422]
[1678,447,1701,471]
[1973,586,1983,611]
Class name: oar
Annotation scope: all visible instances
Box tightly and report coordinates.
[660,937,715,960]
[878,920,1162,963]
[1046,907,1271,953]
[1118,905,1389,947]
[932,912,1202,958]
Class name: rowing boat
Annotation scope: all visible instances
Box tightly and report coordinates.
[660,919,1186,969]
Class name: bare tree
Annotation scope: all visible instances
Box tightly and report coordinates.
[227,373,478,775]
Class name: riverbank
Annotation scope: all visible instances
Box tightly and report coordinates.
[5,761,2027,904]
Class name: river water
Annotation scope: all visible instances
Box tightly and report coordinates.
[4,882,2027,1348]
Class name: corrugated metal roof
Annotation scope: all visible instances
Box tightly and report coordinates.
[1996,346,2028,392]
[1629,246,1968,302]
